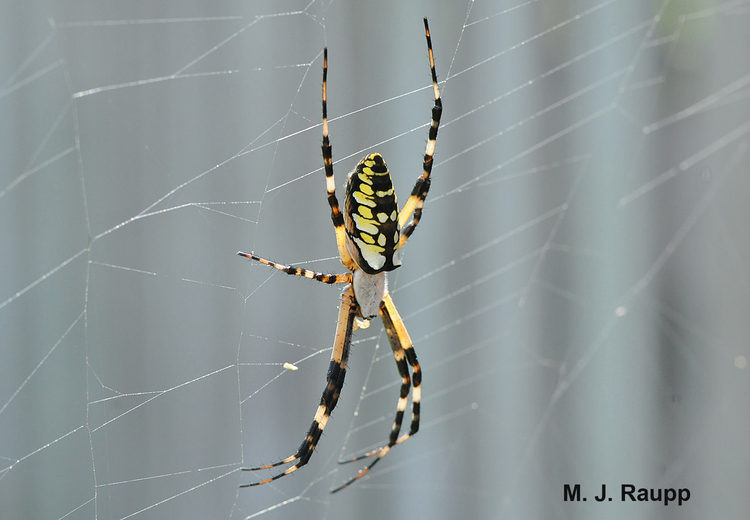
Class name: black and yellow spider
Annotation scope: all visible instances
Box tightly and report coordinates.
[238,18,442,493]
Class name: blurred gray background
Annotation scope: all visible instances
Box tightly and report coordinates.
[2,1,749,519]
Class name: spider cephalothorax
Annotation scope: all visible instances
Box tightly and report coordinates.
[238,18,442,493]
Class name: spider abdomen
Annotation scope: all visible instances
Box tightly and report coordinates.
[344,153,402,274]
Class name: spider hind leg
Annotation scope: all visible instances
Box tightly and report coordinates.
[397,17,442,248]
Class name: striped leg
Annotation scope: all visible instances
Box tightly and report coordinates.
[398,18,442,248]
[241,287,358,487]
[238,251,352,284]
[380,291,421,445]
[331,291,421,493]
[322,48,357,271]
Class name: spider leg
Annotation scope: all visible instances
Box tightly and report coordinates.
[398,18,442,248]
[238,251,352,284]
[241,287,358,487]
[331,291,421,493]
[321,49,357,271]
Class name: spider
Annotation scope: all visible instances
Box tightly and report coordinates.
[238,18,441,493]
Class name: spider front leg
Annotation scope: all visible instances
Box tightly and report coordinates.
[241,287,358,487]
[331,291,421,493]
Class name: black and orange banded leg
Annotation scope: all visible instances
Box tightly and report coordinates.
[321,48,357,271]
[380,292,421,446]
[331,291,421,493]
[237,251,352,284]
[398,18,443,248]
[241,287,358,487]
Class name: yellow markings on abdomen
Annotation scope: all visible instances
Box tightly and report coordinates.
[354,191,376,207]
[352,213,379,235]
[345,153,402,274]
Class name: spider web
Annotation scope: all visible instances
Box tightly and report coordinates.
[2,0,750,519]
